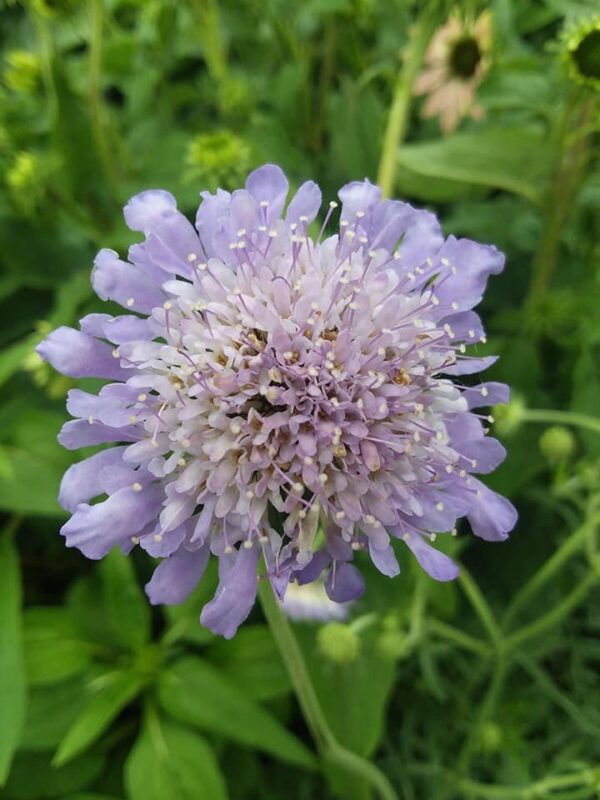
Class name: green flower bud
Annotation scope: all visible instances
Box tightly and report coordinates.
[539,425,576,463]
[376,629,411,661]
[4,50,41,94]
[478,721,502,753]
[317,622,360,664]
[6,151,45,215]
[493,395,526,437]
[561,15,600,90]
[185,130,252,191]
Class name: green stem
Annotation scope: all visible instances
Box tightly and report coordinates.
[503,513,600,628]
[426,619,490,657]
[193,0,228,81]
[257,578,399,800]
[505,570,599,651]
[376,12,436,197]
[458,568,503,651]
[522,408,600,436]
[527,96,594,304]
[88,0,120,202]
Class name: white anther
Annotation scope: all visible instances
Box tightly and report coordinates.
[451,301,459,311]
[311,302,319,310]
[112,349,120,358]
[440,258,450,266]
[163,301,173,310]
[137,394,147,402]
[330,397,340,407]
[413,431,421,442]
[260,200,270,208]
[181,438,191,448]
[359,236,368,244]
[243,539,254,549]
[268,229,277,238]
[237,228,246,237]
[283,351,294,361]
[445,464,454,474]
[319,473,328,484]
[379,403,387,413]
[407,272,415,281]
[187,252,197,262]
[307,317,316,325]
[304,456,314,466]
[345,229,355,239]
[335,511,345,521]
[153,534,163,542]
[393,251,402,260]
[355,210,365,218]
[298,510,307,519]
[259,535,269,543]
[340,219,349,227]
[128,415,138,424]
[377,347,385,356]
[329,201,338,209]
[245,489,255,499]
[224,545,234,554]
[126,297,135,307]
[351,541,362,550]
[481,386,489,397]
[451,528,458,536]
[459,344,466,353]
[231,423,242,434]
[435,502,444,511]
[293,482,304,494]
[177,458,186,467]
[87,416,94,425]
[307,366,319,377]
[132,482,143,492]
[349,301,358,310]
[469,330,476,338]
[459,469,467,478]
[356,398,364,409]
[131,536,140,545]
[299,215,309,222]
[198,262,207,271]
[258,225,267,232]
[430,533,437,542]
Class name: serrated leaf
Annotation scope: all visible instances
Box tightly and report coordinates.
[125,714,228,800]
[23,607,91,686]
[99,550,151,651]
[20,680,85,752]
[158,656,316,770]
[396,127,552,204]
[0,533,26,785]
[206,625,291,700]
[54,670,146,766]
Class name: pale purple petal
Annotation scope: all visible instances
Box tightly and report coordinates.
[200,545,260,639]
[467,480,518,541]
[37,327,128,380]
[403,533,460,581]
[146,542,211,605]
[325,562,365,602]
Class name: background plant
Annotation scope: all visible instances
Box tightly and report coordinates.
[0,0,599,798]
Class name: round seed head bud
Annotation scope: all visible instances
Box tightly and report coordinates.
[539,425,576,463]
[317,622,360,664]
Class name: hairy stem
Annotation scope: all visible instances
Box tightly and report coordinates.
[258,578,399,800]
[88,0,120,202]
[376,12,437,197]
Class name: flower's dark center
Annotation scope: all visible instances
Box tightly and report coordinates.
[449,36,482,79]
[572,29,600,80]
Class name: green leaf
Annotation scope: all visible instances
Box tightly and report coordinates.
[297,627,396,759]
[206,625,291,700]
[20,680,85,752]
[0,532,26,785]
[125,713,228,800]
[396,127,552,204]
[3,751,104,799]
[0,446,65,516]
[54,670,146,766]
[158,656,316,770]
[99,550,151,651]
[23,607,91,686]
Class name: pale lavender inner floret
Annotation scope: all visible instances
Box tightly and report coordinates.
[38,164,517,638]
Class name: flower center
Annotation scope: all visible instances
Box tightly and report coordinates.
[449,36,482,79]
[571,29,600,81]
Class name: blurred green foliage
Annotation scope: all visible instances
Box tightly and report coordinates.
[0,0,599,798]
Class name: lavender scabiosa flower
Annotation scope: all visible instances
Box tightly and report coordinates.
[38,165,517,638]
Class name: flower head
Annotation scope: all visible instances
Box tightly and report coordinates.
[39,164,516,638]
[415,12,492,134]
